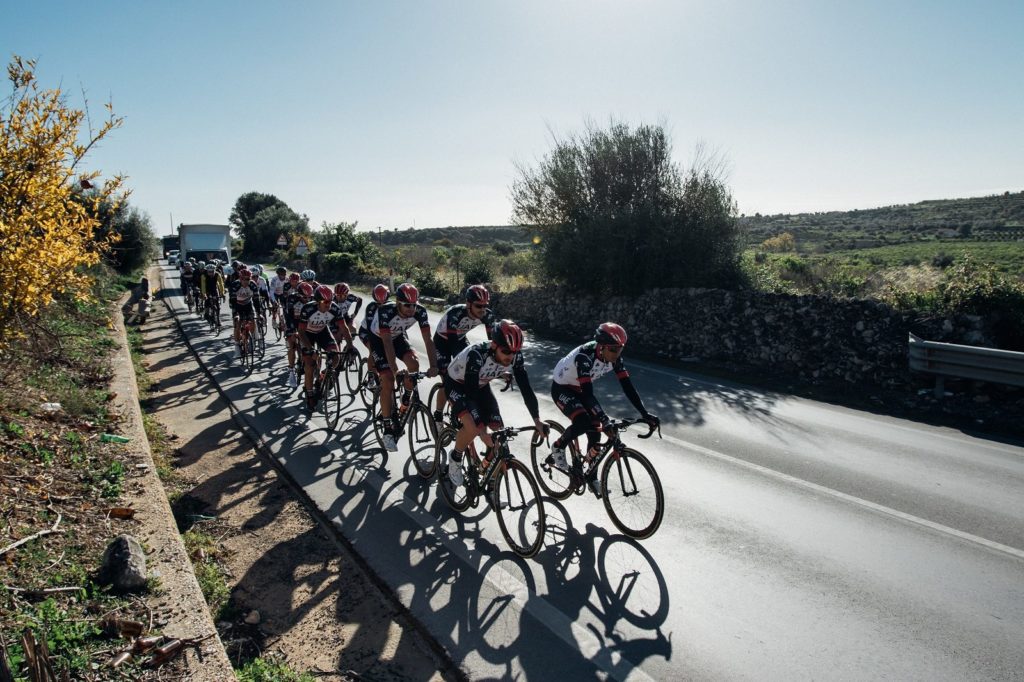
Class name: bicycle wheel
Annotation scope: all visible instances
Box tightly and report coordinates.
[492,458,546,558]
[436,427,471,512]
[344,349,362,394]
[323,369,342,431]
[601,448,664,539]
[403,403,438,479]
[272,312,282,341]
[358,357,377,408]
[256,320,266,358]
[530,420,576,501]
[246,330,256,368]
[369,391,390,452]
[426,382,445,432]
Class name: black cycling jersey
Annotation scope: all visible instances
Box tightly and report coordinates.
[432,303,496,356]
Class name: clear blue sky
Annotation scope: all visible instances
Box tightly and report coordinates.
[4,0,1022,236]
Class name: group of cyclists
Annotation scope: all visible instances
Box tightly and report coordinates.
[176,257,660,500]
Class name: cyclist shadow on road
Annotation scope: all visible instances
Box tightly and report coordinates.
[519,502,672,679]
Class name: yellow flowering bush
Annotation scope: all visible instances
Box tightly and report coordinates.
[0,56,125,347]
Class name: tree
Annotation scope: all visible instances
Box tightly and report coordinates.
[229,192,309,256]
[510,120,741,294]
[0,56,125,347]
[311,220,381,279]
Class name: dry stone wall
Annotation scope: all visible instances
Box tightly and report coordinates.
[491,286,991,391]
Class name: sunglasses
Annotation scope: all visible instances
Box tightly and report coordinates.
[603,344,623,352]
[470,303,486,310]
[399,302,416,309]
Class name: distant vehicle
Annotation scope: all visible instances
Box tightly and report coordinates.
[178,224,231,268]
[167,250,180,266]
[162,235,180,258]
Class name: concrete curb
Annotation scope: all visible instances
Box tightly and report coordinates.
[109,286,235,680]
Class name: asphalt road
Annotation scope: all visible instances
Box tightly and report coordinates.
[160,266,1024,681]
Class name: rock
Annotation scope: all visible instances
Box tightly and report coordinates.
[245,610,261,625]
[98,535,148,593]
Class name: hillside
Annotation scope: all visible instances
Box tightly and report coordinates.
[739,190,1024,252]
[372,192,1024,253]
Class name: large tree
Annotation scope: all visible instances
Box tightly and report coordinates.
[229,192,308,256]
[510,120,741,294]
[0,56,125,347]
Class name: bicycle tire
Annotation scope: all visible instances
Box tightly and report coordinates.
[436,427,471,512]
[426,382,446,434]
[323,368,342,430]
[493,458,546,558]
[369,391,389,452]
[344,348,362,394]
[249,332,257,369]
[358,357,377,408]
[256,319,266,358]
[530,420,576,501]
[405,404,438,479]
[601,447,664,539]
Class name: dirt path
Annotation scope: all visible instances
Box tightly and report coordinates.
[140,274,457,680]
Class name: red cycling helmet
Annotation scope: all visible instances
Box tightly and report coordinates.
[334,282,350,299]
[372,284,390,304]
[491,319,524,353]
[466,284,490,305]
[288,272,300,283]
[395,282,419,304]
[238,266,251,278]
[314,284,333,302]
[297,282,314,298]
[595,322,627,347]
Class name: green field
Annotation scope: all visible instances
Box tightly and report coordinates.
[797,240,1024,276]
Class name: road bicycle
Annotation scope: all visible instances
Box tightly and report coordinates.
[195,289,206,316]
[370,371,436,469]
[238,317,257,371]
[254,313,267,359]
[269,302,285,341]
[530,417,664,540]
[435,425,547,558]
[336,345,363,395]
[354,356,381,408]
[184,284,195,313]
[204,295,222,335]
[307,349,343,430]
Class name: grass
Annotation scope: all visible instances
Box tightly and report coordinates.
[0,264,162,680]
[236,654,315,682]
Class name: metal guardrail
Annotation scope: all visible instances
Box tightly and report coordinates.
[908,332,1024,397]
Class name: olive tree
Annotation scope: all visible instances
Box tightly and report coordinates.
[510,120,741,294]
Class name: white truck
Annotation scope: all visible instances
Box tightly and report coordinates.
[177,224,232,267]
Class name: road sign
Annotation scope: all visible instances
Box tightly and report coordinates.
[295,237,308,256]
[276,234,287,247]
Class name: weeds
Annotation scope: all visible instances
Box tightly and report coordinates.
[236,654,315,682]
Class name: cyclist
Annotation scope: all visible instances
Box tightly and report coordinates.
[547,322,659,496]
[228,266,263,359]
[268,267,288,330]
[297,284,352,409]
[300,268,318,289]
[199,263,225,323]
[190,262,205,311]
[284,280,314,388]
[332,283,363,337]
[180,261,195,302]
[368,283,438,451]
[444,320,546,487]
[357,284,389,379]
[432,284,496,424]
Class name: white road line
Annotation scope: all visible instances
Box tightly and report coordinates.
[665,430,1024,562]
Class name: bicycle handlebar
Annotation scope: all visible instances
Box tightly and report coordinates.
[608,417,662,440]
